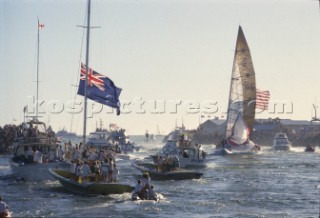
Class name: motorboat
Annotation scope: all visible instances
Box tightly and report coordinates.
[151,130,207,168]
[272,133,292,151]
[305,144,316,152]
[109,128,141,153]
[86,128,111,148]
[49,168,133,196]
[132,161,203,180]
[86,127,141,154]
[9,120,69,181]
[131,191,162,202]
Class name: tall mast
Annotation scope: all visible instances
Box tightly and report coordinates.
[83,0,91,147]
[36,18,40,120]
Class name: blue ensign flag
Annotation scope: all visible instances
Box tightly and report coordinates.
[77,63,121,115]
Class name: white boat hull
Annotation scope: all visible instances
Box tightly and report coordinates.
[179,157,206,168]
[214,141,258,155]
[9,160,69,181]
[272,133,292,151]
[273,145,291,151]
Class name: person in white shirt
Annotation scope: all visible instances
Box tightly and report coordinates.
[73,147,81,160]
[148,185,157,201]
[112,163,119,182]
[70,160,76,174]
[33,149,43,163]
[108,158,114,182]
[133,179,142,195]
[88,151,98,161]
[57,146,64,161]
[82,161,92,182]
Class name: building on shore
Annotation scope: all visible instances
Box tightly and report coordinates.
[194,117,320,146]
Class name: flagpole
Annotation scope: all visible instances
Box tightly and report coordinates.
[36,18,40,120]
[83,0,91,147]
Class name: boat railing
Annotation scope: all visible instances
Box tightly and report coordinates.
[21,135,58,145]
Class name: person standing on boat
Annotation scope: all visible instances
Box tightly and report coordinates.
[88,150,98,161]
[75,161,83,183]
[173,154,180,169]
[98,149,105,161]
[70,160,76,174]
[31,126,38,138]
[57,146,64,161]
[179,134,184,146]
[107,158,114,182]
[93,161,101,182]
[78,142,83,152]
[101,160,108,182]
[112,163,119,182]
[73,145,81,161]
[156,156,164,172]
[82,161,92,182]
[33,149,43,163]
[0,197,9,218]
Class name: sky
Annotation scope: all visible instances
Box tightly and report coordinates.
[0,0,319,135]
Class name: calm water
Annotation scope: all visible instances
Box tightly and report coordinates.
[0,136,319,218]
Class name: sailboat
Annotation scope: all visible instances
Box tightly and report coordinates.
[214,26,260,155]
[9,19,69,180]
[150,125,162,140]
[49,0,133,195]
[155,125,163,138]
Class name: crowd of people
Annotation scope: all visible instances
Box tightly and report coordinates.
[12,132,122,184]
[154,155,180,172]
[70,157,119,183]
[61,142,120,183]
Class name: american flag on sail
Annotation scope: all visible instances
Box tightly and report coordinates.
[256,89,270,110]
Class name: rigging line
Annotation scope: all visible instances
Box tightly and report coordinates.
[70,7,87,133]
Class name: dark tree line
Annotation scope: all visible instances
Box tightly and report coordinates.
[0,124,18,154]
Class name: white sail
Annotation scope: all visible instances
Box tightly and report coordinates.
[225,26,256,148]
[228,114,249,145]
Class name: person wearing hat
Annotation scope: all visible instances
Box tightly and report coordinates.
[0,197,9,217]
